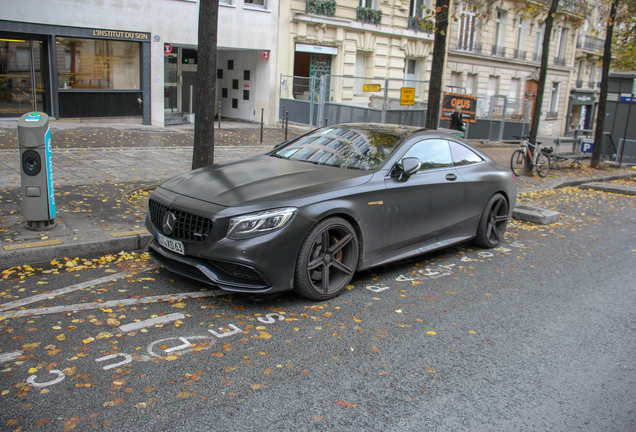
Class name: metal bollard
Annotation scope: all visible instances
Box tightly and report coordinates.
[325,118,328,127]
[260,108,264,144]
[281,106,285,128]
[285,112,289,141]
[218,101,221,130]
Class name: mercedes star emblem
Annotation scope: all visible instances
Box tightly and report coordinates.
[162,211,177,235]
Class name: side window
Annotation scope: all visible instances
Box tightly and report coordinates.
[449,141,483,166]
[402,139,453,171]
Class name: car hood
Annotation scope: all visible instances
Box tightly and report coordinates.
[159,155,371,207]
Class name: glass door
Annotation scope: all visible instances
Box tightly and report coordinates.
[164,53,178,111]
[0,37,47,116]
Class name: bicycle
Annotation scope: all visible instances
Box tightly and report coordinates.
[510,135,552,177]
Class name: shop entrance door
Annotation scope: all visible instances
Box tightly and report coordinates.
[164,52,178,112]
[309,53,331,102]
[0,36,48,116]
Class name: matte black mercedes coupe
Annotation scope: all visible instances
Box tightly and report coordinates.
[145,123,516,300]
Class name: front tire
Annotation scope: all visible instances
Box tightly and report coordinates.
[472,193,509,248]
[510,149,525,176]
[294,218,359,301]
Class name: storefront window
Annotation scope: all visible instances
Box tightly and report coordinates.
[56,37,140,90]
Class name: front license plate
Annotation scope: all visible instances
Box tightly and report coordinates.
[157,232,185,255]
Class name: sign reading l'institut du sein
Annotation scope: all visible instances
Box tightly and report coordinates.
[91,29,150,41]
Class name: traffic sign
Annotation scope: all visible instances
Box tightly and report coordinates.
[164,44,172,54]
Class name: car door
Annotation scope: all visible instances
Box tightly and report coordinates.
[383,138,465,254]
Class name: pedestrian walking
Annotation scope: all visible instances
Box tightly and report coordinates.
[449,105,465,132]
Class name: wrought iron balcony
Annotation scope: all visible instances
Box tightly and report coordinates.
[357,7,382,25]
[407,16,434,34]
[554,56,566,67]
[577,35,604,52]
[532,52,541,63]
[306,0,336,17]
[575,80,583,88]
[513,49,527,61]
[491,45,506,57]
[546,111,559,119]
[588,81,599,89]
[457,41,482,54]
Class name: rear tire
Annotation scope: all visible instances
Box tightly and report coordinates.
[510,149,525,176]
[294,217,359,300]
[472,193,509,248]
[535,152,551,177]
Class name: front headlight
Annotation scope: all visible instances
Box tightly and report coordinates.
[227,208,297,239]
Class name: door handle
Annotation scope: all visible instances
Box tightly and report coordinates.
[445,173,457,181]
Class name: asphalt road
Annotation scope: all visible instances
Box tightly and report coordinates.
[0,186,635,431]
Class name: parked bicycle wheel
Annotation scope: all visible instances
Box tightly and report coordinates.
[510,149,526,176]
[535,152,551,177]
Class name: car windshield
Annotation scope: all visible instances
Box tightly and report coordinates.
[273,126,408,171]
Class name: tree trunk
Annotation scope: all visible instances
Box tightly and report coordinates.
[192,0,219,170]
[591,0,620,168]
[525,0,560,176]
[425,0,450,130]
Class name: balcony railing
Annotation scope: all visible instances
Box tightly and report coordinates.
[306,0,337,17]
[589,81,599,89]
[407,16,434,34]
[554,56,566,67]
[513,49,527,61]
[575,80,583,88]
[546,111,559,119]
[491,45,506,57]
[532,52,541,63]
[577,35,604,52]
[357,7,382,25]
[457,41,483,54]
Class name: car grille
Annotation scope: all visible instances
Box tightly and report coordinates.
[149,199,213,242]
[208,260,265,282]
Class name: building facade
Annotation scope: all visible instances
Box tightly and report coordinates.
[276,0,437,113]
[444,0,605,137]
[0,0,280,126]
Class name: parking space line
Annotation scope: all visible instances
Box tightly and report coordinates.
[119,313,186,332]
[0,351,23,363]
[1,289,225,319]
[0,272,130,312]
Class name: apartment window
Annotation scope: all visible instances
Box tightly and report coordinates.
[354,51,367,96]
[360,0,378,8]
[590,64,597,84]
[411,0,433,17]
[458,2,477,51]
[487,76,499,96]
[245,0,266,8]
[404,58,421,96]
[555,27,568,65]
[466,73,478,95]
[516,18,528,54]
[494,10,505,48]
[509,78,520,102]
[450,71,462,91]
[577,60,585,81]
[548,82,560,116]
[533,24,543,61]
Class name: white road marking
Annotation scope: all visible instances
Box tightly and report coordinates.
[26,370,65,388]
[208,324,242,338]
[146,336,215,358]
[257,313,285,324]
[365,285,390,292]
[94,353,133,370]
[0,272,130,312]
[0,351,23,363]
[0,290,224,319]
[163,337,192,353]
[119,313,186,332]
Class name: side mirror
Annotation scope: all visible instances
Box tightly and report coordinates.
[398,157,421,182]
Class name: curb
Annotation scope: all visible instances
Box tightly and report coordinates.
[2,233,152,269]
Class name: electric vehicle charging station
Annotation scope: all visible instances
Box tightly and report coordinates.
[17,112,56,230]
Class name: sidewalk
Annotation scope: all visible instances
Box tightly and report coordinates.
[1,120,634,270]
